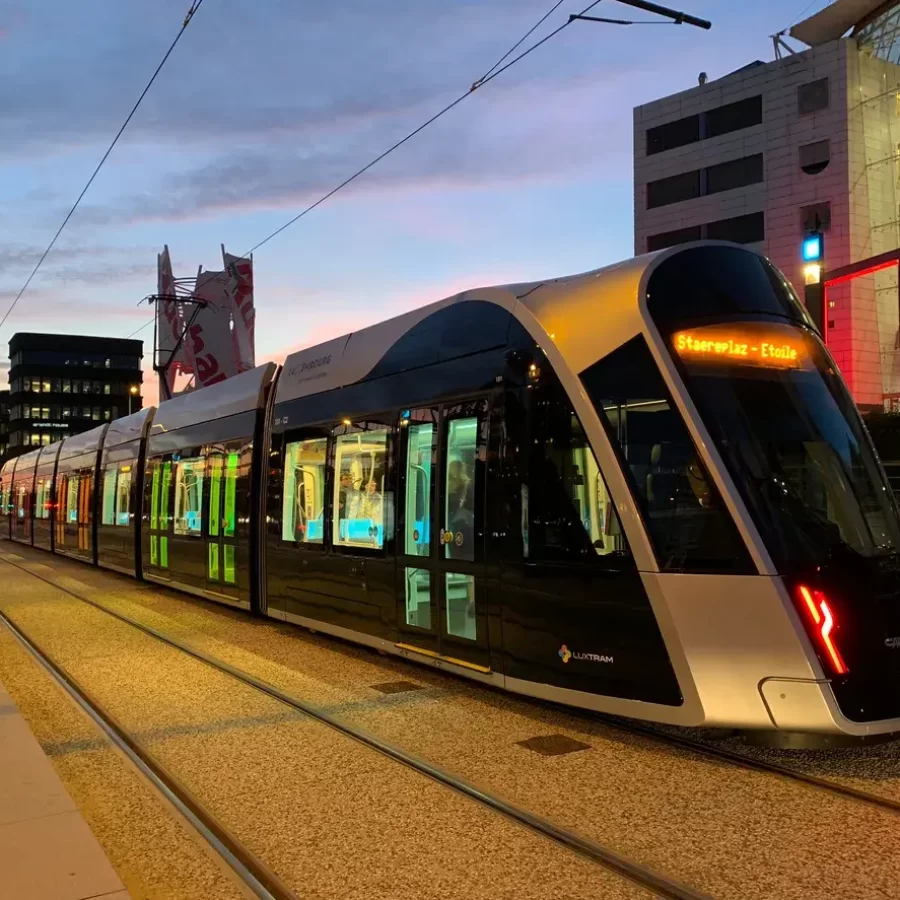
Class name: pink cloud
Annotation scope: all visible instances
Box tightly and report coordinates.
[260,268,522,365]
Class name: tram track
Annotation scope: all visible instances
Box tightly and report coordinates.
[0,601,296,900]
[0,553,711,900]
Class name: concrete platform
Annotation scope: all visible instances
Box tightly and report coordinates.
[0,678,127,900]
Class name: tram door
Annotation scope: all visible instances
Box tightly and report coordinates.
[397,398,491,672]
[204,449,239,600]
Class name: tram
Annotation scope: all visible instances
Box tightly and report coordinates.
[3,241,899,739]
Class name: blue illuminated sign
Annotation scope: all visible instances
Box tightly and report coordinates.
[802,235,822,262]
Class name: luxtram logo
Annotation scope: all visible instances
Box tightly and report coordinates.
[558,644,613,665]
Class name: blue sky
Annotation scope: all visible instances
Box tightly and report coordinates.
[0,0,830,401]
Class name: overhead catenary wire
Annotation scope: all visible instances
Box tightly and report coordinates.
[473,0,568,89]
[0,0,205,333]
[214,0,610,262]
[126,0,604,339]
[132,0,709,341]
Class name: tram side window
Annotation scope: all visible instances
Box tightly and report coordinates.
[174,457,204,536]
[526,379,631,563]
[282,438,327,544]
[116,466,133,526]
[35,478,50,520]
[17,485,26,519]
[101,466,117,525]
[66,476,79,524]
[580,337,754,573]
[334,427,390,551]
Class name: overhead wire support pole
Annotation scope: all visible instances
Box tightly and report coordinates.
[573,0,711,30]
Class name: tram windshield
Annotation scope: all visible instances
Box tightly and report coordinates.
[671,320,900,569]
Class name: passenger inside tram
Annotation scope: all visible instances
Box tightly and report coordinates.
[334,430,389,549]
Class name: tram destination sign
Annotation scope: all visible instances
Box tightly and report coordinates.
[673,326,807,369]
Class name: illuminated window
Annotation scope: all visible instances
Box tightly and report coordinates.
[66,476,79,524]
[283,439,327,544]
[101,466,117,525]
[224,452,238,538]
[115,466,132,526]
[525,379,630,562]
[35,478,50,520]
[581,336,754,573]
[173,458,204,536]
[333,427,389,550]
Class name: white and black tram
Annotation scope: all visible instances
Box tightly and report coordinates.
[3,242,899,739]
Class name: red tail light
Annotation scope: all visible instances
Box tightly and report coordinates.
[798,585,848,676]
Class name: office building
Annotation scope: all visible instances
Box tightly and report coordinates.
[7,334,143,458]
[633,0,900,409]
[0,390,9,463]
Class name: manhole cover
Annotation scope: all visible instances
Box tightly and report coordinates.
[516,734,591,756]
[370,681,424,694]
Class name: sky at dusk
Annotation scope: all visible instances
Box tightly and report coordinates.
[0,0,832,403]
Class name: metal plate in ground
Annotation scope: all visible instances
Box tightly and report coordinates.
[516,734,591,757]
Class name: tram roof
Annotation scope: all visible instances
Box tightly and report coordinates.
[104,406,154,449]
[58,423,109,463]
[149,362,276,436]
[275,248,662,406]
[10,447,42,475]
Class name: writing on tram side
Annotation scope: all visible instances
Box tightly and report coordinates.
[558,644,613,665]
[673,330,805,368]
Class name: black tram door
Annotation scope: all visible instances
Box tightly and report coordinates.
[204,448,240,601]
[396,398,491,672]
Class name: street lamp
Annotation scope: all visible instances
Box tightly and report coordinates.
[128,385,139,415]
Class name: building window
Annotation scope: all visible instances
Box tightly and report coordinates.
[92,407,101,421]
[648,213,765,252]
[706,153,763,195]
[647,169,701,209]
[704,95,762,139]
[104,384,111,395]
[282,438,327,544]
[334,427,389,551]
[646,114,700,155]
[798,78,829,115]
[799,139,830,175]
[647,225,702,252]
[706,211,765,244]
[800,201,831,232]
